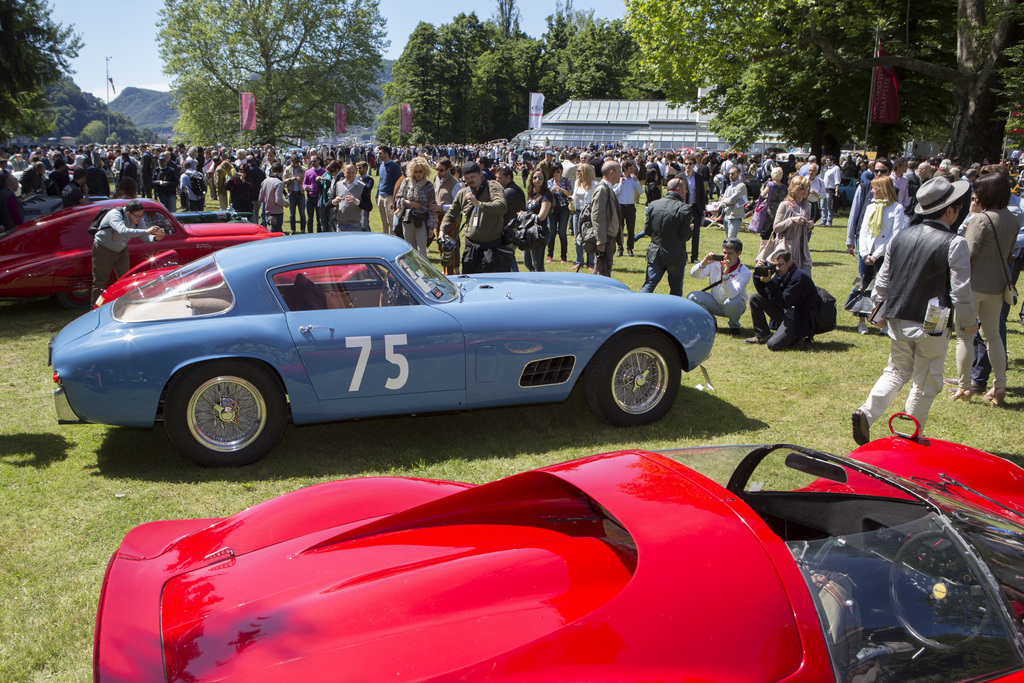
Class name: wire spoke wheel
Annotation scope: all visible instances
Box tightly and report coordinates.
[187,376,267,452]
[611,347,669,414]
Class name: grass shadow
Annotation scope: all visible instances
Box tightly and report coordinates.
[0,433,72,467]
[91,386,767,483]
[0,297,81,341]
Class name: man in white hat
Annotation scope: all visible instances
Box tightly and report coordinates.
[852,176,977,444]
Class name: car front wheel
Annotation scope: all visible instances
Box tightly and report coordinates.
[583,330,681,427]
[164,360,286,466]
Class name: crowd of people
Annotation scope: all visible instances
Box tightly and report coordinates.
[2,138,1023,443]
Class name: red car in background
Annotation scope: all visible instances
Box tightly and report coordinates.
[0,199,280,308]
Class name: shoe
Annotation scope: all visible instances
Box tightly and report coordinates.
[628,249,634,257]
[851,409,870,446]
[943,377,958,386]
[726,327,741,337]
[546,256,553,262]
[744,336,768,345]
[858,319,870,335]
[560,258,567,263]
[981,388,1006,406]
[949,388,974,402]
[616,249,624,257]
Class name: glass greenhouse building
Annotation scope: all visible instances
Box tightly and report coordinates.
[511,99,785,153]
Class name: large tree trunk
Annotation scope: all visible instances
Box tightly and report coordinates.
[948,72,1006,163]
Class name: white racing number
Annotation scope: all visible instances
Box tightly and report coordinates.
[345,334,409,391]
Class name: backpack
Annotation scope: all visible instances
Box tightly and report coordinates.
[814,286,837,334]
[87,207,124,236]
[190,171,207,197]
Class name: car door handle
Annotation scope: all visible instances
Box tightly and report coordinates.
[299,325,335,334]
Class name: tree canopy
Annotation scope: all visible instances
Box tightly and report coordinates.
[158,0,387,145]
[381,2,660,145]
[0,0,81,139]
[626,0,1021,160]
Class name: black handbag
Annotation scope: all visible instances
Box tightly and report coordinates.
[844,276,875,316]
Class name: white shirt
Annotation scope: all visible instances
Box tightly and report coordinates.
[689,261,752,304]
[823,164,842,191]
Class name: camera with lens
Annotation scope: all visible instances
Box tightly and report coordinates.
[752,262,777,278]
[439,234,457,267]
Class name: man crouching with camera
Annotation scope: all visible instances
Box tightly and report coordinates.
[746,250,822,350]
[686,238,751,335]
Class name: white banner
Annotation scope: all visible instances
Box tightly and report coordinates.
[529,92,545,129]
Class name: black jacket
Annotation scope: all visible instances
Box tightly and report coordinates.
[644,192,692,267]
[754,266,822,339]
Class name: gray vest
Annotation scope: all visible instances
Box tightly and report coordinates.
[884,220,955,324]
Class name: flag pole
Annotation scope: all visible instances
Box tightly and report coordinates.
[864,25,879,157]
[105,56,112,143]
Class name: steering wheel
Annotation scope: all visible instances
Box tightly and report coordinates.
[888,530,989,650]
[379,272,401,307]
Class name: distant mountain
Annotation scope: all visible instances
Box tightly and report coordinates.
[109,87,178,136]
[45,77,145,143]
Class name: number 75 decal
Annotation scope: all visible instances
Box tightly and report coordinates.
[345,334,408,391]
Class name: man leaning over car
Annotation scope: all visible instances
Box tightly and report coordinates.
[91,199,165,306]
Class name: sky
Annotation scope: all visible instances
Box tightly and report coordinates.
[51,0,631,101]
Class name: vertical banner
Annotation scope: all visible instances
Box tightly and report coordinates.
[870,42,900,124]
[335,104,347,135]
[529,92,545,129]
[240,93,257,131]
[399,103,413,134]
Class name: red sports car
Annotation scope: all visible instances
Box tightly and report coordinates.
[0,199,279,308]
[94,426,1024,682]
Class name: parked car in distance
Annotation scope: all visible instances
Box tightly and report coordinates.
[0,199,278,308]
[92,433,1024,682]
[50,233,716,466]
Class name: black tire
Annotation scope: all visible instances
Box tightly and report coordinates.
[583,329,681,427]
[56,288,91,310]
[164,360,286,466]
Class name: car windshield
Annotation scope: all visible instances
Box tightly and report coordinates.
[395,250,458,303]
[111,256,233,322]
[721,445,1024,682]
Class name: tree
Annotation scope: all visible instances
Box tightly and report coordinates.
[492,0,521,40]
[78,120,106,143]
[158,0,387,145]
[626,0,1020,161]
[0,0,81,139]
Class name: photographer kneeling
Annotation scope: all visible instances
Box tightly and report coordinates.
[686,238,751,335]
[746,250,822,350]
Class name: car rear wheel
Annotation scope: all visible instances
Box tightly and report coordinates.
[583,329,680,427]
[56,288,91,310]
[164,360,286,466]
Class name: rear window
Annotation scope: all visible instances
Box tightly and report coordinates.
[111,257,233,322]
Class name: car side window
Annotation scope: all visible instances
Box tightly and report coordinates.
[273,263,414,312]
[145,211,174,234]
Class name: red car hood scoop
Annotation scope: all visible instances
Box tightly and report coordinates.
[160,475,636,682]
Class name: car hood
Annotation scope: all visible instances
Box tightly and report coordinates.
[153,451,806,682]
[183,222,277,238]
[455,272,630,302]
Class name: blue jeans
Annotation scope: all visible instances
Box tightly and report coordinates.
[547,206,569,260]
[821,189,835,226]
[361,210,371,231]
[337,222,362,232]
[640,262,683,296]
[305,195,320,232]
[523,243,545,271]
[687,290,746,328]
[725,217,742,239]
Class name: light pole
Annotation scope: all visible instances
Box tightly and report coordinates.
[105,56,112,143]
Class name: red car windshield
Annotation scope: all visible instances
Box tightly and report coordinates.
[111,256,233,322]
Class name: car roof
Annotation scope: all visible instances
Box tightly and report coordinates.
[213,232,413,273]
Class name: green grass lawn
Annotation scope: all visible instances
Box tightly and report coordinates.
[3,184,1024,681]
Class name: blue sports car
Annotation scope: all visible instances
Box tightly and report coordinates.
[49,233,715,466]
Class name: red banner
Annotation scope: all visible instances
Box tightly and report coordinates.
[240,93,257,131]
[400,103,413,134]
[870,43,900,125]
[335,104,347,135]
